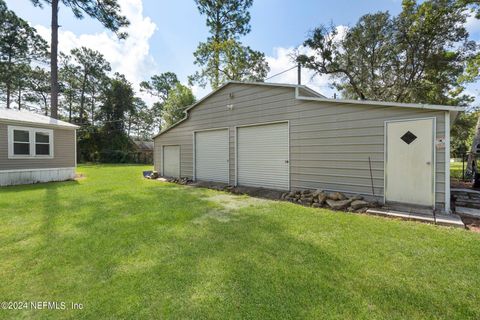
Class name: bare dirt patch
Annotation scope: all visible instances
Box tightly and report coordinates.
[193,193,268,224]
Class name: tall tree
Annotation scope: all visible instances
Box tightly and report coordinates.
[297,0,477,105]
[140,72,179,131]
[59,53,81,122]
[25,66,51,115]
[162,83,196,127]
[0,0,48,108]
[127,97,153,139]
[71,47,111,125]
[11,63,31,110]
[451,110,479,157]
[29,0,129,119]
[140,72,179,102]
[98,73,135,156]
[100,73,134,131]
[190,0,269,89]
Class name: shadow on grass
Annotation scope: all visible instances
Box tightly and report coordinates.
[2,168,479,319]
[0,179,80,194]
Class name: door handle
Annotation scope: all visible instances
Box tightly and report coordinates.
[426,161,431,165]
[285,160,289,164]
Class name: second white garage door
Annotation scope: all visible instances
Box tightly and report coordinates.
[237,122,289,190]
[195,129,229,183]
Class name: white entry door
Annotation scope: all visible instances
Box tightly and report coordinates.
[385,118,435,207]
[195,129,229,183]
[163,145,180,178]
[237,122,289,190]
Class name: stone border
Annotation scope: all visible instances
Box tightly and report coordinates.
[153,175,377,213]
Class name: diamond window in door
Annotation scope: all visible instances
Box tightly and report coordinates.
[400,131,417,144]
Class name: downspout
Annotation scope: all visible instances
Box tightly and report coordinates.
[445,111,451,214]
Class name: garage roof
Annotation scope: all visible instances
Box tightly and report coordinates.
[0,108,79,129]
[153,81,465,138]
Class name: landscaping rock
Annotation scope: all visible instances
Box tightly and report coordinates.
[317,192,328,204]
[326,199,351,210]
[350,200,369,210]
[312,189,323,197]
[350,195,364,201]
[327,192,346,201]
[312,203,323,208]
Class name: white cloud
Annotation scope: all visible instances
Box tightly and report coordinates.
[34,0,158,105]
[466,11,480,36]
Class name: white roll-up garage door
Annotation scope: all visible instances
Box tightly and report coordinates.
[163,145,180,178]
[237,122,289,190]
[195,129,229,183]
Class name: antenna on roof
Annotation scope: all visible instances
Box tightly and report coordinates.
[297,63,301,85]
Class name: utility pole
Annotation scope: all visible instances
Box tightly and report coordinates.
[297,63,301,85]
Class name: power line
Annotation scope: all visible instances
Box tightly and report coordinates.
[265,65,297,81]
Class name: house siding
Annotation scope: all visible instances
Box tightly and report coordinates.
[0,122,76,170]
[154,83,446,208]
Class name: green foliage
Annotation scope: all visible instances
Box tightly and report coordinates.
[127,97,155,140]
[190,39,269,88]
[24,66,50,114]
[451,110,479,156]
[59,52,82,121]
[0,0,48,108]
[140,72,178,100]
[71,47,112,124]
[0,164,480,319]
[30,0,130,38]
[75,73,137,162]
[460,53,480,83]
[140,72,181,131]
[190,0,269,89]
[162,83,196,127]
[29,0,129,118]
[297,0,478,105]
[195,0,253,39]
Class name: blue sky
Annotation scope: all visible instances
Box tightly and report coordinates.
[5,0,480,104]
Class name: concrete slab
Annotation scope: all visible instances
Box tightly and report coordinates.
[366,209,465,228]
[456,206,480,219]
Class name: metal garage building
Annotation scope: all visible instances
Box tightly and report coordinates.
[153,81,463,213]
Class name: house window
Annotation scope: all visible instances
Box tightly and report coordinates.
[35,132,50,155]
[13,130,30,155]
[8,126,54,159]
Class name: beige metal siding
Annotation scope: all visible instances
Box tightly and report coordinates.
[0,122,76,170]
[237,122,289,190]
[195,129,229,183]
[154,83,446,208]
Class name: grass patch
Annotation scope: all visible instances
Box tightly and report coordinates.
[451,161,466,180]
[0,164,479,319]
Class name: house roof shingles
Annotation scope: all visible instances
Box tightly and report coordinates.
[0,108,79,129]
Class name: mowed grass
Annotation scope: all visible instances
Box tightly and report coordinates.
[0,165,479,319]
[451,161,466,180]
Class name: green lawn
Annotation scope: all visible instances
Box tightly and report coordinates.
[451,161,466,180]
[0,165,479,319]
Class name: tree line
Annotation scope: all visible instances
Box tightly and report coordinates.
[0,0,270,162]
[0,0,479,167]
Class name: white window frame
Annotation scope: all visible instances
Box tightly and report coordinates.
[8,125,54,159]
